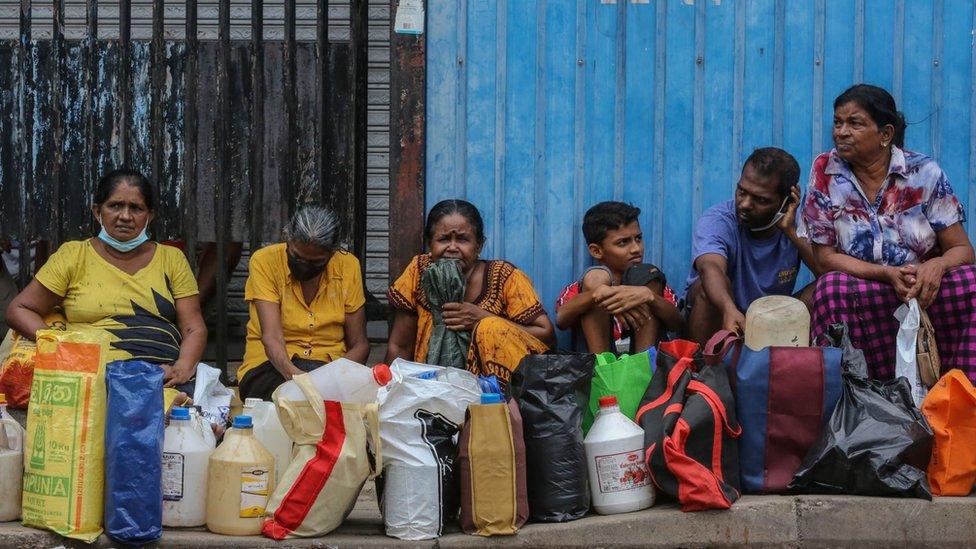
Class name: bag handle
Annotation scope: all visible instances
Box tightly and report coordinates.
[595,352,619,366]
[364,403,382,477]
[293,373,326,423]
[703,330,741,366]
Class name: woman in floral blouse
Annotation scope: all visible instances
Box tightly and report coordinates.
[803,84,976,382]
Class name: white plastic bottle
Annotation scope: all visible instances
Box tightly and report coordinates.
[0,393,24,453]
[0,408,23,521]
[243,398,292,484]
[206,415,276,536]
[163,407,213,527]
[275,359,392,403]
[584,395,655,514]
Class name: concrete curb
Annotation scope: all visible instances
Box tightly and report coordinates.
[2,495,974,548]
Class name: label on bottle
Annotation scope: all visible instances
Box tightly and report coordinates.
[240,467,270,517]
[162,452,185,501]
[594,449,651,494]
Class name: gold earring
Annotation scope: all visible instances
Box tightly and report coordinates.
[881,142,888,148]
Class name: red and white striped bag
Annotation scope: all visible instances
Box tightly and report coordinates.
[262,375,381,539]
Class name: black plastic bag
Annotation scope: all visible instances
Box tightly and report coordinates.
[105,360,165,543]
[510,352,593,522]
[820,323,869,377]
[789,324,933,499]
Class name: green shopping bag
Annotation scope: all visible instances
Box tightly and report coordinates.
[582,349,655,434]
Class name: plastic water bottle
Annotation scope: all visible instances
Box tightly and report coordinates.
[275,359,393,403]
[0,393,23,452]
[584,395,655,514]
[206,415,276,535]
[0,399,23,521]
[162,407,213,527]
[243,398,292,484]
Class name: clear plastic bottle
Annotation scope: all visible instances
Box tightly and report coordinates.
[274,359,392,403]
[206,415,276,535]
[243,398,292,484]
[583,395,655,514]
[0,393,23,452]
[0,411,23,521]
[163,407,213,527]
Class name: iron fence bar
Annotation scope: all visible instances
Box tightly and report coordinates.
[151,0,165,233]
[215,0,231,378]
[84,0,97,234]
[316,0,329,207]
[351,0,367,261]
[16,0,32,286]
[50,0,64,248]
[283,0,296,215]
[183,0,198,267]
[249,0,265,251]
[119,0,131,165]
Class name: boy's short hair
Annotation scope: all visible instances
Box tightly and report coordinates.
[582,201,642,245]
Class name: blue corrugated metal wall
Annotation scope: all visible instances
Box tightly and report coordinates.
[426,0,976,328]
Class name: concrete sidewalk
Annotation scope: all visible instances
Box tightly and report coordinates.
[2,489,974,548]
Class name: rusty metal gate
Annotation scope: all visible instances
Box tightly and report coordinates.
[0,0,369,374]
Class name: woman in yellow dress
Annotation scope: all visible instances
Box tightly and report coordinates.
[5,169,207,392]
[238,205,369,400]
[385,199,555,387]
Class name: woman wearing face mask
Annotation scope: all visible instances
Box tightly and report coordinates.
[4,169,207,391]
[385,199,555,388]
[237,205,368,400]
[803,84,976,382]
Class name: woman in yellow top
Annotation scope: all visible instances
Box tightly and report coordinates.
[238,205,369,400]
[386,199,555,387]
[4,169,207,391]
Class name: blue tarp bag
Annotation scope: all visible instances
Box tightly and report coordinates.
[105,360,165,543]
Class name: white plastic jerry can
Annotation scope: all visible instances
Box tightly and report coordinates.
[243,398,292,484]
[162,407,213,527]
[206,415,276,536]
[583,395,655,515]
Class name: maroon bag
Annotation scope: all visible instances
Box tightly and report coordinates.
[636,339,742,512]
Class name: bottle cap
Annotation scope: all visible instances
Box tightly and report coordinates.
[599,395,619,408]
[244,398,263,408]
[480,393,504,405]
[373,363,393,386]
[170,407,190,420]
[233,415,253,429]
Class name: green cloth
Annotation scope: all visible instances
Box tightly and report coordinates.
[421,259,471,369]
[583,350,654,434]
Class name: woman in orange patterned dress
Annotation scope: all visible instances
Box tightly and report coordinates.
[385,200,555,387]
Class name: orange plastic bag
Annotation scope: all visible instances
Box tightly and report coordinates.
[921,370,976,496]
[0,313,67,409]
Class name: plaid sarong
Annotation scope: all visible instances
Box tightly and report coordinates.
[811,265,976,384]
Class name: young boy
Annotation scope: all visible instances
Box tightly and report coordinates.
[556,202,683,354]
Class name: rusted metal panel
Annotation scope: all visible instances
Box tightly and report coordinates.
[388,13,425,287]
[182,0,197,263]
[216,0,230,376]
[249,0,264,250]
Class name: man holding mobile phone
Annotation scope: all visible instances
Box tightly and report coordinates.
[681,147,820,343]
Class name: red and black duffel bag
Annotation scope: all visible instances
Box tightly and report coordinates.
[636,339,742,511]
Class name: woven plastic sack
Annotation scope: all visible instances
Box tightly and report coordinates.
[23,329,109,542]
[376,358,481,540]
[263,374,381,539]
[105,360,164,543]
[0,312,67,409]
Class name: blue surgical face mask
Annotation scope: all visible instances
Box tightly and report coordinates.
[97,216,150,253]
